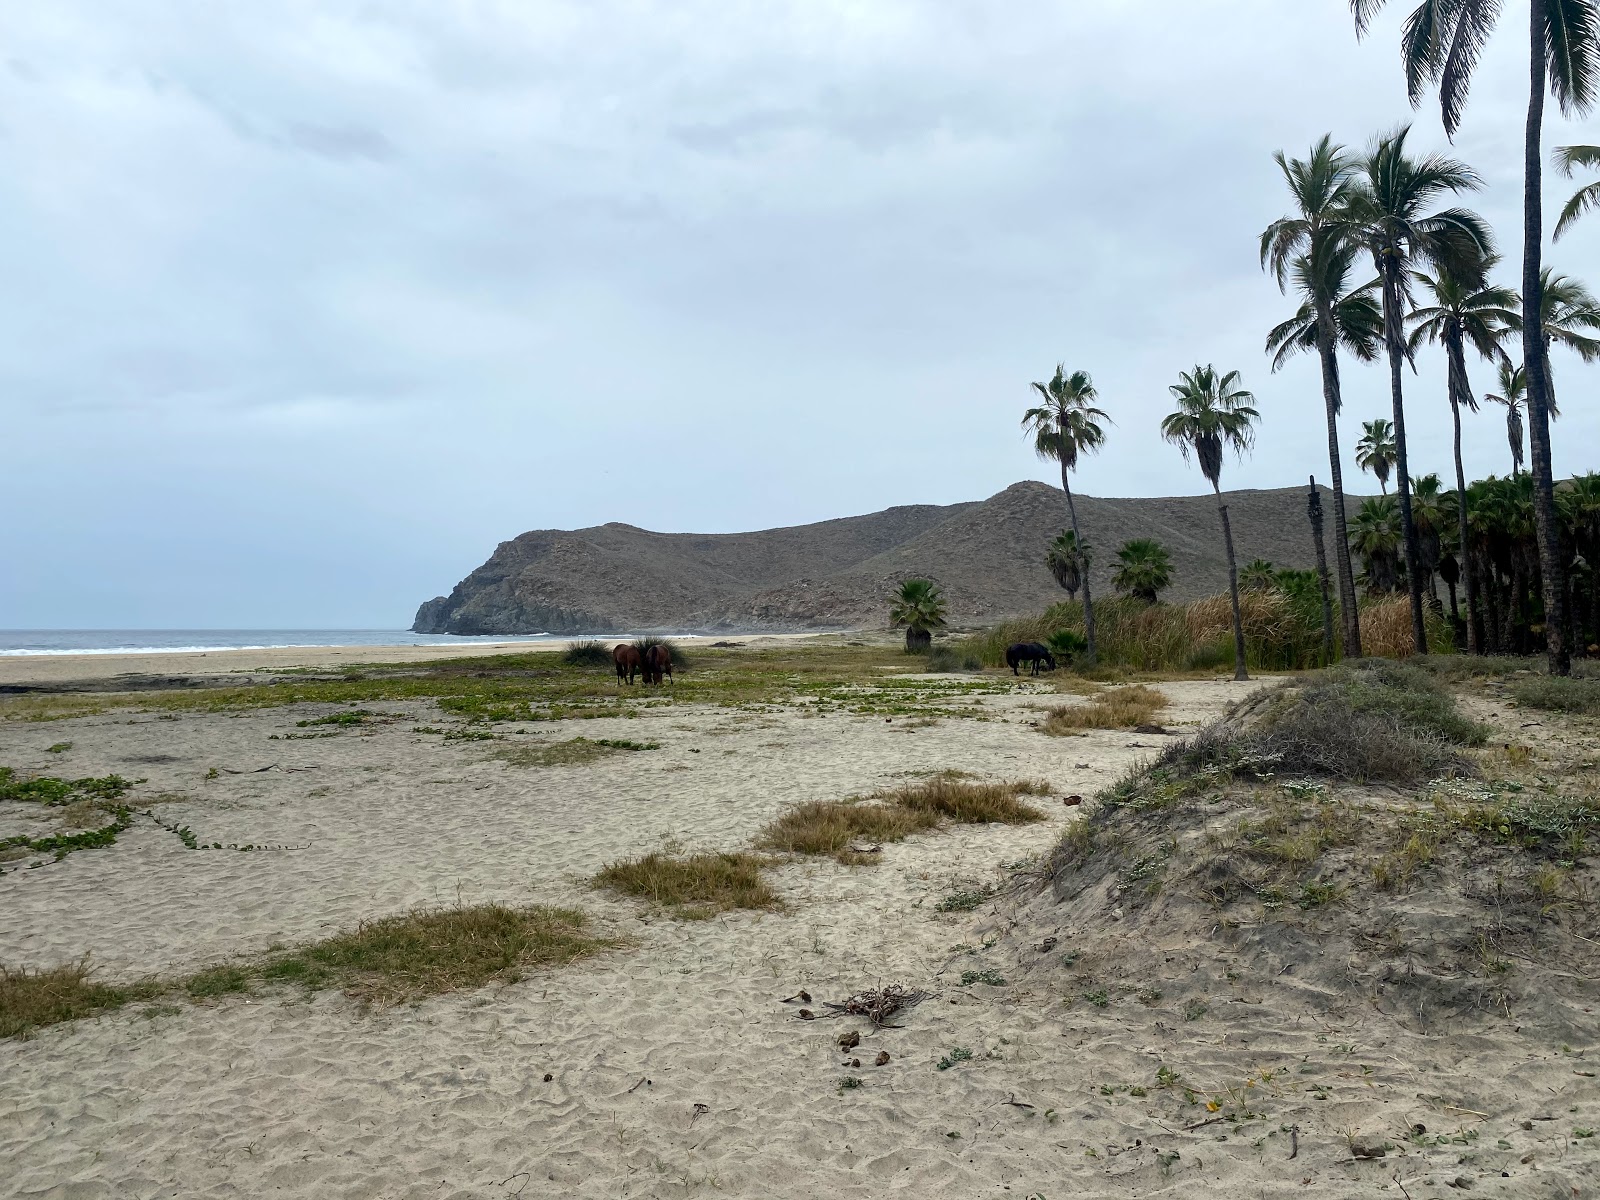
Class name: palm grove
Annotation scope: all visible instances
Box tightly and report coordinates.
[892,4,1600,676]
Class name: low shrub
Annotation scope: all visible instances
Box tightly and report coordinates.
[879,772,1049,824]
[631,636,690,670]
[925,646,983,673]
[563,639,614,667]
[1511,675,1600,716]
[758,800,939,863]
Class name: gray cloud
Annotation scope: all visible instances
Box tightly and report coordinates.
[2,1,1597,627]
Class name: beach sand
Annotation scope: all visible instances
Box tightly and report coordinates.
[2,658,1595,1198]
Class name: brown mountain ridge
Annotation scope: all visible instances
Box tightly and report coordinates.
[412,481,1353,635]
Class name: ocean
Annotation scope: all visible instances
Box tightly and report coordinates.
[0,630,567,656]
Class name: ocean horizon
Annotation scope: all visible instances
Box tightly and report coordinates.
[0,630,571,656]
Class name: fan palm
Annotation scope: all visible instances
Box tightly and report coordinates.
[1407,253,1517,653]
[1112,539,1173,605]
[1531,267,1600,415]
[1023,367,1110,663]
[1261,135,1371,658]
[1344,126,1492,654]
[1239,559,1278,592]
[888,579,947,653]
[1356,418,1398,494]
[1160,365,1259,681]
[1351,495,1404,594]
[1484,361,1528,477]
[1044,529,1088,598]
[1349,0,1599,675]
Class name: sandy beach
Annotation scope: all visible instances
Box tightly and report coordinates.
[2,649,1596,1199]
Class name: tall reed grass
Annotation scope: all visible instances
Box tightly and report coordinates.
[955,593,1452,674]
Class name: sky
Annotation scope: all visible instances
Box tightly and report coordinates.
[4,2,1599,629]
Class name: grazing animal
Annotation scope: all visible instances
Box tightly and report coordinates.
[1005,642,1058,677]
[643,643,673,686]
[613,644,642,685]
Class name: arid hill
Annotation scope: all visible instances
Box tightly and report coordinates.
[412,480,1355,634]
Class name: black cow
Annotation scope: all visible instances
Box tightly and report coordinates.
[1005,642,1058,676]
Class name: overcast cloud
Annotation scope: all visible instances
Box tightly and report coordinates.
[4,2,1598,628]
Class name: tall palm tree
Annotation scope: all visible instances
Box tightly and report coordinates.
[1261,136,1370,658]
[1485,362,1528,476]
[1044,529,1087,599]
[1356,418,1398,494]
[1407,254,1518,653]
[889,579,947,653]
[1112,539,1174,605]
[1345,127,1492,654]
[1024,367,1110,663]
[1350,0,1599,676]
[1531,267,1600,414]
[1160,365,1260,681]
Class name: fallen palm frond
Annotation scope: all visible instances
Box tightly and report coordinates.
[821,982,933,1027]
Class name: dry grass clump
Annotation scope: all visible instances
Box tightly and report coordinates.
[758,800,940,863]
[593,851,780,919]
[875,772,1049,825]
[0,960,151,1039]
[1042,685,1169,733]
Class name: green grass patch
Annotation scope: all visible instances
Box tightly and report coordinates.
[0,960,158,1039]
[494,737,660,767]
[592,851,780,919]
[0,767,136,805]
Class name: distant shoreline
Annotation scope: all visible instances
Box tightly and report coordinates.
[0,632,840,688]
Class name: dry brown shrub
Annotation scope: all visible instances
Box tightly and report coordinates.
[1360,596,1420,659]
[1184,590,1297,645]
[758,800,939,863]
[593,852,780,919]
[1043,684,1170,733]
[876,773,1049,824]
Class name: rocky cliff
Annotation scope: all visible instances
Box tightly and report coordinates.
[412,481,1346,634]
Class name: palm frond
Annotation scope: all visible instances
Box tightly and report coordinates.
[1544,0,1600,116]
[1556,179,1600,238]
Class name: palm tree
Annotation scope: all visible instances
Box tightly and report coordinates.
[1351,496,1404,594]
[1024,367,1110,663]
[1356,418,1397,494]
[1349,0,1599,676]
[1112,539,1173,605]
[1044,529,1087,599]
[1407,254,1517,653]
[1345,127,1492,655]
[889,578,946,653]
[1160,365,1260,681]
[1239,559,1278,592]
[1410,472,1450,605]
[1261,136,1371,658]
[1555,143,1600,238]
[1532,267,1600,414]
[1485,362,1528,476]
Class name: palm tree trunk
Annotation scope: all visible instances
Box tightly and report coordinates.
[1308,476,1336,665]
[1061,465,1096,663]
[1314,312,1362,657]
[1382,265,1429,655]
[1483,557,1503,653]
[1523,0,1572,675]
[1445,339,1480,654]
[1214,482,1249,681]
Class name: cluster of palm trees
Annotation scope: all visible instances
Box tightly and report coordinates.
[1026,363,1263,681]
[1018,0,1600,675]
[1261,0,1600,677]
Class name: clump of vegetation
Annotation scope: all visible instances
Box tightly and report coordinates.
[1043,685,1168,733]
[0,768,136,806]
[890,579,948,654]
[494,737,659,767]
[0,960,153,1039]
[937,885,998,912]
[592,851,780,919]
[936,1046,974,1071]
[295,709,385,728]
[877,772,1049,825]
[1511,675,1600,715]
[759,800,939,863]
[2,905,618,1037]
[563,639,614,667]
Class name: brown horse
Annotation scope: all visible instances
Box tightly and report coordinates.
[643,643,673,685]
[613,644,642,684]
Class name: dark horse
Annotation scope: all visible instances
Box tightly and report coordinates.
[643,643,673,686]
[613,643,642,684]
[1005,642,1058,676]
